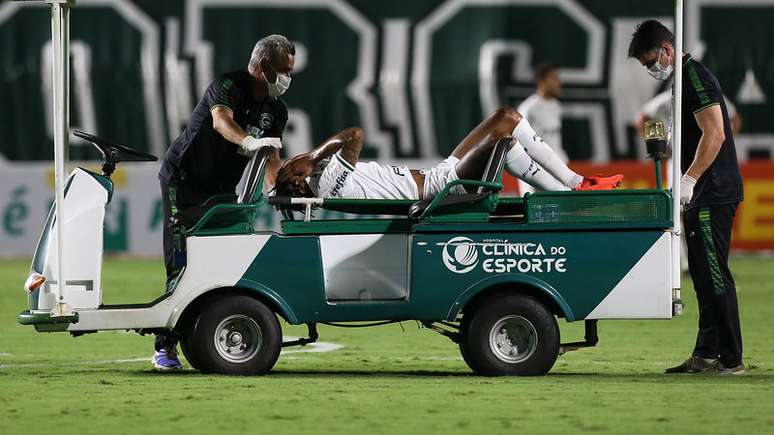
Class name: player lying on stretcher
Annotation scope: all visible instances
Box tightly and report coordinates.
[274,107,623,200]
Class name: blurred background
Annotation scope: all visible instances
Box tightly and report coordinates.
[0,0,771,256]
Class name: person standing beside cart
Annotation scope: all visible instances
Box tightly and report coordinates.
[153,34,295,371]
[629,20,744,375]
[517,63,568,195]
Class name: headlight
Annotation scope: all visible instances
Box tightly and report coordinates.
[24,273,46,293]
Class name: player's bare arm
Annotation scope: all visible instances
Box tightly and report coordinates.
[276,127,364,193]
[312,127,364,166]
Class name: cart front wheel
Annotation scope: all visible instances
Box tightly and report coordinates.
[460,293,559,376]
[188,294,281,375]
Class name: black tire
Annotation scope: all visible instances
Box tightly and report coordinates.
[187,295,281,375]
[179,315,202,371]
[459,293,559,376]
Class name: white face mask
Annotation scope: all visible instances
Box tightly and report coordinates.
[264,64,291,97]
[647,48,673,81]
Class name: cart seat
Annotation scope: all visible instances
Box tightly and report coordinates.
[270,138,510,222]
[181,147,274,234]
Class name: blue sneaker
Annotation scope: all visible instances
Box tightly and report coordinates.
[153,347,183,372]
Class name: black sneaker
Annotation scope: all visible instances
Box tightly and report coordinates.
[665,356,718,374]
[716,362,745,376]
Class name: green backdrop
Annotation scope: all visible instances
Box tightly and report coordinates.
[0,0,770,162]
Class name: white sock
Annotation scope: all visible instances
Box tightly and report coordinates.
[512,118,583,189]
[505,143,569,192]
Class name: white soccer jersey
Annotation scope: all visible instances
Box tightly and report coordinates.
[518,94,567,162]
[309,152,419,200]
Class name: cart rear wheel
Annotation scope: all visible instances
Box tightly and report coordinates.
[188,295,281,375]
[459,293,559,376]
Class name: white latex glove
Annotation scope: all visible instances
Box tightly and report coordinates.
[680,174,697,207]
[240,136,282,152]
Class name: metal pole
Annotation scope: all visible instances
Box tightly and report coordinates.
[655,158,663,191]
[672,0,684,307]
[48,0,73,317]
[63,4,70,164]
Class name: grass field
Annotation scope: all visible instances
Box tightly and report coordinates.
[1,256,773,435]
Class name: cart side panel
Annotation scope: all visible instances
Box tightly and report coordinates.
[585,232,672,319]
[410,230,668,321]
[237,234,326,323]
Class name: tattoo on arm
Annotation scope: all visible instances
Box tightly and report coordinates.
[310,127,364,166]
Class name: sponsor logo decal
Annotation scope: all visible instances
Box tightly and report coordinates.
[442,237,479,274]
[440,237,567,274]
[246,124,262,137]
[330,170,350,197]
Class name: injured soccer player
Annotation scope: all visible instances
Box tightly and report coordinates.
[275,107,623,200]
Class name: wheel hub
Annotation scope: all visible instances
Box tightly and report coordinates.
[489,315,538,364]
[214,314,262,363]
[227,332,243,346]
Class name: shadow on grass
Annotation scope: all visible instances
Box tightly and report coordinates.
[549,371,774,383]
[112,368,774,384]
[115,368,474,378]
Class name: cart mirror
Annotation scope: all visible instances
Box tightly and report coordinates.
[643,120,668,160]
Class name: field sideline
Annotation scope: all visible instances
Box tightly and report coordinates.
[1,257,773,435]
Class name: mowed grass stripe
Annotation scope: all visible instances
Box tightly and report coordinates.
[1,257,773,435]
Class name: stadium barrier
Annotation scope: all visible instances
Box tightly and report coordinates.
[1,160,772,256]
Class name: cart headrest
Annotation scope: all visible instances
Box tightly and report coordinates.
[236,147,275,204]
[478,137,511,193]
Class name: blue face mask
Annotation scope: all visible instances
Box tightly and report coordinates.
[648,48,673,81]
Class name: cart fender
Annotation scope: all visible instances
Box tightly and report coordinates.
[233,279,300,324]
[446,274,574,321]
[167,281,300,328]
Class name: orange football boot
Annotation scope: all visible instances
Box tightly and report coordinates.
[575,174,624,191]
